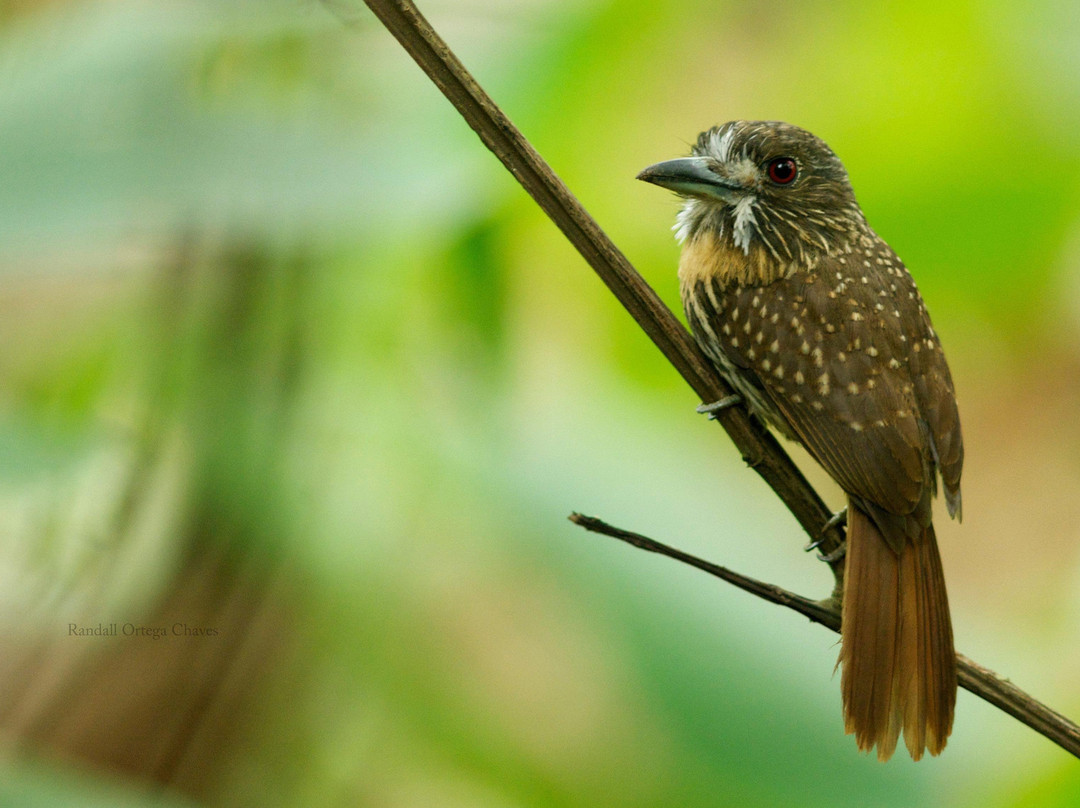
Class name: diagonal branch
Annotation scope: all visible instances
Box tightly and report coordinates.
[569,513,1080,759]
[356,0,1080,760]
[357,0,845,569]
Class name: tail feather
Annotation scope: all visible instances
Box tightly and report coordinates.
[840,504,956,761]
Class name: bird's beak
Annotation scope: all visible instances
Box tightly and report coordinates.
[637,156,743,203]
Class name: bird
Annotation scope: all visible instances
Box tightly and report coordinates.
[637,121,963,761]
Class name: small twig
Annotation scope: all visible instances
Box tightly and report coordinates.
[568,513,840,628]
[570,513,1080,759]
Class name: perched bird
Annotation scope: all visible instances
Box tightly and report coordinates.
[638,121,963,761]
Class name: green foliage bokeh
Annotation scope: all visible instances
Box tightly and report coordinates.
[1,1,1079,806]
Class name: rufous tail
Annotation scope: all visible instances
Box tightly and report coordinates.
[839,503,956,761]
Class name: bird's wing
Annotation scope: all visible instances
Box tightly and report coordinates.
[688,259,938,522]
[910,320,964,519]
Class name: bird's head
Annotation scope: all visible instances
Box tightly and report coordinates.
[638,121,864,267]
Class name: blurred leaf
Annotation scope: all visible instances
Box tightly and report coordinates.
[0,760,196,807]
[0,0,492,257]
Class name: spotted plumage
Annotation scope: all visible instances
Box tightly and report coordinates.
[640,120,963,761]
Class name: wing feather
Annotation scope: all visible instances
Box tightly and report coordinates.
[688,249,962,527]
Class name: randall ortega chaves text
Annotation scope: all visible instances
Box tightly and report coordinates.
[68,622,220,639]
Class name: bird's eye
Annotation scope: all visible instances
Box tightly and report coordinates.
[767,157,798,185]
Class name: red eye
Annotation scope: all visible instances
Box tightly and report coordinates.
[767,157,797,185]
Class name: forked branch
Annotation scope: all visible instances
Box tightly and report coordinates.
[571,513,1080,758]
[357,0,1080,760]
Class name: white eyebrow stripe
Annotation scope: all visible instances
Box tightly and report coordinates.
[709,125,736,162]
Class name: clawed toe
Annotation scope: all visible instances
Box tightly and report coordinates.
[804,508,847,562]
[821,507,847,533]
[696,395,742,420]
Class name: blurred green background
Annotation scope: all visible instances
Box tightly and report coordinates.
[1,0,1079,805]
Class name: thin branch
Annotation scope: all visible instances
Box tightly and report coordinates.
[357,0,1080,760]
[569,513,840,628]
[570,513,1080,759]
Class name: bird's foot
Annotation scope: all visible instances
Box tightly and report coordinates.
[821,507,847,534]
[804,507,847,562]
[696,395,742,420]
[816,542,847,564]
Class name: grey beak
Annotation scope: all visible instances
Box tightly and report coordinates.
[637,156,741,201]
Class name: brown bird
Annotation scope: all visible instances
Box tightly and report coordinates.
[638,121,963,761]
